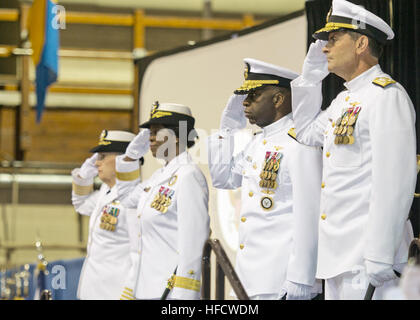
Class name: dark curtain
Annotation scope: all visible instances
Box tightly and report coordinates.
[392,0,420,237]
[305,0,420,236]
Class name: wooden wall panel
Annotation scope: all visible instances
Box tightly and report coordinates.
[21,108,132,163]
[0,107,15,161]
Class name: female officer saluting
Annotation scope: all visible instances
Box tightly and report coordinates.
[115,102,210,300]
[72,130,143,300]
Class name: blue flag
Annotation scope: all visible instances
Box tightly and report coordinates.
[29,0,59,123]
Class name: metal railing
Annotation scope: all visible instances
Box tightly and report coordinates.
[408,238,420,265]
[201,238,249,300]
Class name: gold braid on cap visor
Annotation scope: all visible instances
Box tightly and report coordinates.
[315,22,358,34]
[151,111,173,119]
[235,79,280,92]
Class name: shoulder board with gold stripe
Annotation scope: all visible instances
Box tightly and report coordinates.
[372,77,396,88]
[287,127,299,142]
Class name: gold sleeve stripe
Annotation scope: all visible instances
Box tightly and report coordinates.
[174,276,201,292]
[72,183,93,196]
[124,287,133,292]
[116,169,140,181]
[122,290,134,297]
[120,294,135,300]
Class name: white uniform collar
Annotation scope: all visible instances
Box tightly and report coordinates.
[104,183,115,194]
[262,112,293,138]
[163,150,190,172]
[344,64,382,92]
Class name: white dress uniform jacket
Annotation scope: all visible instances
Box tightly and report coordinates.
[72,169,140,300]
[207,114,322,297]
[116,151,210,300]
[291,64,416,279]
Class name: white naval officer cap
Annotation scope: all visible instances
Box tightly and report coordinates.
[313,0,394,44]
[234,58,299,95]
[90,130,136,153]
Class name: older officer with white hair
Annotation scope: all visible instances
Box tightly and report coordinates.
[208,58,322,300]
[72,130,142,300]
[114,102,210,300]
[291,0,416,299]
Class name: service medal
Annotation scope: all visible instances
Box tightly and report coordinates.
[260,196,273,210]
[110,216,118,225]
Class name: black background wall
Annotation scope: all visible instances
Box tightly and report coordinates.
[305,0,420,236]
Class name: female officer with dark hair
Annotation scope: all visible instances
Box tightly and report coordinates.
[115,102,210,300]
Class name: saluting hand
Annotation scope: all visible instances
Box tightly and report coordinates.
[220,94,247,133]
[124,129,150,160]
[79,153,99,179]
[302,39,329,84]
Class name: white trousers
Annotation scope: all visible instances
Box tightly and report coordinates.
[325,269,400,300]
